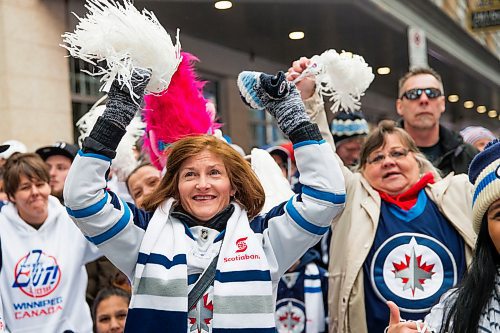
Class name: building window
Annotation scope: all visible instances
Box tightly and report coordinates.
[249,109,284,148]
[198,71,222,128]
[69,58,105,142]
[202,79,219,112]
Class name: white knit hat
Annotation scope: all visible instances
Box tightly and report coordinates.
[469,139,500,233]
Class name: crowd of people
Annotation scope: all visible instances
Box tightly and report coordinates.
[0,53,498,333]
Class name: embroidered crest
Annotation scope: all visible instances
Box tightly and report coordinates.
[370,233,457,312]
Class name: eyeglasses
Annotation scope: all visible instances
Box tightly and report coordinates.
[400,87,442,100]
[367,148,410,165]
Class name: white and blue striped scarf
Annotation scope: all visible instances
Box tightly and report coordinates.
[304,263,327,333]
[126,198,276,332]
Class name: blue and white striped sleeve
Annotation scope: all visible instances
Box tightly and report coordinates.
[64,150,145,279]
[259,123,346,278]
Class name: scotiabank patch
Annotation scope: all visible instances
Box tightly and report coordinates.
[223,236,261,263]
[12,249,61,298]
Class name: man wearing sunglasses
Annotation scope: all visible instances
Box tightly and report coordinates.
[396,67,478,176]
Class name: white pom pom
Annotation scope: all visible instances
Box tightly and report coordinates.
[310,49,374,113]
[61,0,181,99]
[76,99,145,181]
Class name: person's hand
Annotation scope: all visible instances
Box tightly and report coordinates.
[237,71,309,137]
[286,57,316,101]
[386,301,431,333]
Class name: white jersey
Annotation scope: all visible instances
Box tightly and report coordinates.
[0,196,100,333]
[64,139,346,332]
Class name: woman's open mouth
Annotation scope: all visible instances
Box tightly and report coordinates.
[192,195,216,201]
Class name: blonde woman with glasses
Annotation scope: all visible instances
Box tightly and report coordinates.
[287,58,476,333]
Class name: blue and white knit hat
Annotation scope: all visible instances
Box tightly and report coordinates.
[330,111,369,146]
[469,138,500,233]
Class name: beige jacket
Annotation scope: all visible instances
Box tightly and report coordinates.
[304,94,477,333]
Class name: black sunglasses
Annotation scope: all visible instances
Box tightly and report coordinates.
[400,87,442,100]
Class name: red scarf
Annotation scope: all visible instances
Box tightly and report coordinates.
[377,172,435,211]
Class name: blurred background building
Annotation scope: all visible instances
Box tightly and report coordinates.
[0,0,498,151]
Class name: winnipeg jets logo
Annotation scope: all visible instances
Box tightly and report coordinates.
[371,233,457,312]
[235,237,248,253]
[393,244,435,296]
[275,299,305,333]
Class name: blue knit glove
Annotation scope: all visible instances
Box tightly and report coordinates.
[237,71,310,136]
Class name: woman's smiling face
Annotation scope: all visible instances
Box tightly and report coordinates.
[177,150,235,222]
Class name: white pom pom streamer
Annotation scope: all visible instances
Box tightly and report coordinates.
[294,49,374,113]
[61,0,182,100]
[76,98,145,182]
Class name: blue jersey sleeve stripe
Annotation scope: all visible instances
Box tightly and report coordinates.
[66,191,109,218]
[303,185,346,204]
[215,269,271,283]
[87,198,130,245]
[293,139,325,150]
[286,199,329,235]
[77,149,112,162]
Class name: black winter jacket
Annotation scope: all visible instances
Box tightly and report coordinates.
[398,120,478,176]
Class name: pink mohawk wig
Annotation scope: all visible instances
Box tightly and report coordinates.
[142,52,221,169]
